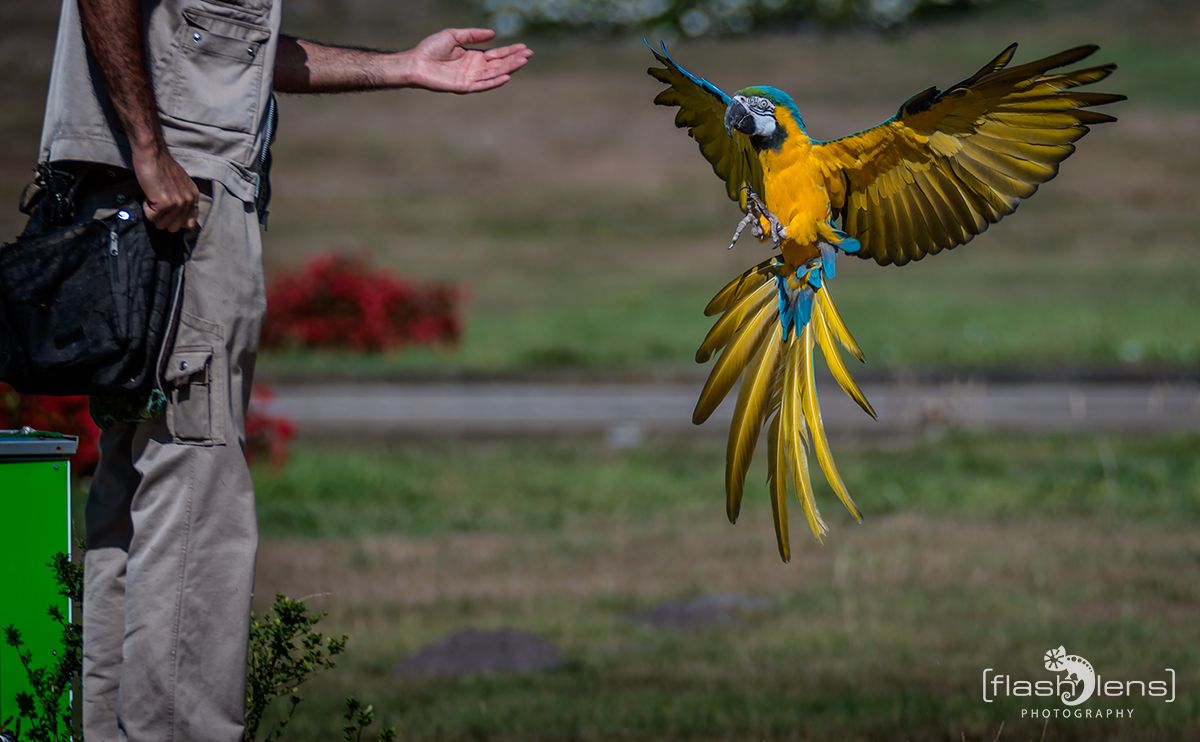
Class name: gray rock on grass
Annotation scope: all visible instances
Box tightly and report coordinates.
[631,593,776,629]
[395,628,563,678]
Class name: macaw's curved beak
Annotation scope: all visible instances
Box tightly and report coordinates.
[725,96,754,136]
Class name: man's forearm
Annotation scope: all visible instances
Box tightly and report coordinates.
[274,36,416,94]
[275,30,531,96]
[77,0,165,154]
[77,0,199,231]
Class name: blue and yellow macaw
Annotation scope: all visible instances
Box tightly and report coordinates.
[648,42,1123,561]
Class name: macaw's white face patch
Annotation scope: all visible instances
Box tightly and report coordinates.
[725,94,777,139]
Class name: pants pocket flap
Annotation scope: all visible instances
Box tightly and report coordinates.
[165,346,213,384]
[182,7,270,42]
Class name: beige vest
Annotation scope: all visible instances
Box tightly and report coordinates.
[39,0,282,202]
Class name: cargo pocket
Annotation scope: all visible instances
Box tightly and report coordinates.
[165,313,226,445]
[164,8,269,134]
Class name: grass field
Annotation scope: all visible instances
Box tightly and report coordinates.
[247,432,1200,740]
[3,1,1199,378]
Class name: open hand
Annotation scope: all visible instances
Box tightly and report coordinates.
[410,28,532,94]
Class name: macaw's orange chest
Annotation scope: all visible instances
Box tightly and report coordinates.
[759,112,834,267]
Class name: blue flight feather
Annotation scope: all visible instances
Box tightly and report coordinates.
[776,273,793,341]
[646,40,731,105]
[820,242,837,279]
[797,287,813,330]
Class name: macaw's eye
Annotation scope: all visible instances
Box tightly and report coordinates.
[745,97,767,113]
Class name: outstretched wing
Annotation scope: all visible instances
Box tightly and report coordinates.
[647,41,764,211]
[813,44,1125,266]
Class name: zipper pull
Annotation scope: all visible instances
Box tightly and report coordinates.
[108,209,130,256]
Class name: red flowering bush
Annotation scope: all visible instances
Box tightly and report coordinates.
[261,254,461,352]
[0,384,100,475]
[0,382,294,476]
[244,385,296,469]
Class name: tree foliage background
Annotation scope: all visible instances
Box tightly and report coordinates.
[478,0,1001,36]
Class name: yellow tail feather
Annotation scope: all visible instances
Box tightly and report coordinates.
[696,279,774,363]
[695,266,869,558]
[813,286,864,362]
[725,324,783,522]
[812,307,876,419]
[800,323,863,522]
[781,336,826,540]
[693,297,776,424]
[766,415,791,561]
[703,258,776,316]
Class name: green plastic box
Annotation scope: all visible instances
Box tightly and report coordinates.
[0,429,76,725]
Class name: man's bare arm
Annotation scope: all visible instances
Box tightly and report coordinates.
[274,29,532,95]
[77,0,198,231]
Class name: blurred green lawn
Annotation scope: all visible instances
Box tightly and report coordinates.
[250,432,1200,740]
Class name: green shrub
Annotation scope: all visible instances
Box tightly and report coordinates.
[2,558,394,742]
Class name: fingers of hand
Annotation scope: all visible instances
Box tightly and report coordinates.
[133,149,198,232]
[184,199,199,230]
[145,183,199,233]
[468,74,511,93]
[144,202,189,233]
[476,46,532,85]
[484,43,530,61]
[450,28,496,46]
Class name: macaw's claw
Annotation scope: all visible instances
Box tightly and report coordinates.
[741,185,787,249]
[771,220,787,249]
[727,200,769,249]
[727,210,757,250]
[750,215,766,240]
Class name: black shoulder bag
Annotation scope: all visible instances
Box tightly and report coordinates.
[0,163,186,396]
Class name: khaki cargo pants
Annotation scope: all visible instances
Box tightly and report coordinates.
[83,180,264,742]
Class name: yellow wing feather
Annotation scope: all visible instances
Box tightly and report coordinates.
[647,43,764,210]
[813,43,1124,265]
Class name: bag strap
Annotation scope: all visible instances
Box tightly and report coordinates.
[20,162,141,224]
[20,162,83,221]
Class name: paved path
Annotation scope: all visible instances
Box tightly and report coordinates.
[265,380,1200,438]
